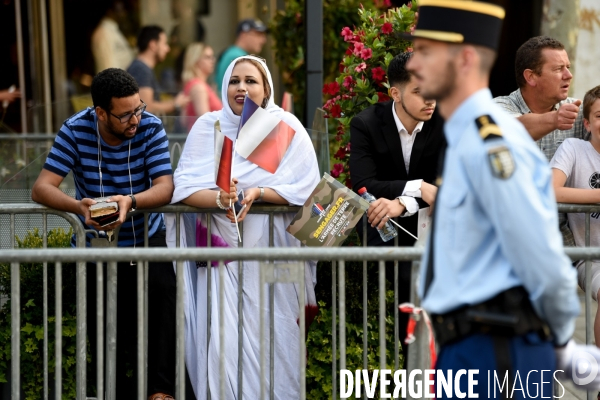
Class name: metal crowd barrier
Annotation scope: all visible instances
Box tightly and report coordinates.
[0,203,599,400]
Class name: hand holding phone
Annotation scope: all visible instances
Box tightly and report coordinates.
[233,190,245,214]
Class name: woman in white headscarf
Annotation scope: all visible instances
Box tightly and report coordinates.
[165,55,319,399]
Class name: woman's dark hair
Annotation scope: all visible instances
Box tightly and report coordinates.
[91,68,139,111]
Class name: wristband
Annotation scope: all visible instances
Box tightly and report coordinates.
[216,191,229,210]
[258,186,265,201]
[128,194,136,211]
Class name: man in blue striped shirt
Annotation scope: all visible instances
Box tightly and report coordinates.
[32,68,180,399]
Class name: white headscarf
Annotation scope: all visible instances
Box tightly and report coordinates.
[171,55,319,206]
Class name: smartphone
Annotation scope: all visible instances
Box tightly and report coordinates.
[233,190,245,214]
[90,197,119,227]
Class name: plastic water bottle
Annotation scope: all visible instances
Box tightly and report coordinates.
[357,187,398,242]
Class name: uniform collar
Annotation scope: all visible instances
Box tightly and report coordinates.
[445,88,493,147]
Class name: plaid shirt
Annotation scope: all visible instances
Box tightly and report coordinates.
[494,89,588,247]
[494,89,587,160]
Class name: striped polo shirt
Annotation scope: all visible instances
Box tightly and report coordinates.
[44,107,172,247]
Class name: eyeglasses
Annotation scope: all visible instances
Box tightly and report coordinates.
[110,101,146,124]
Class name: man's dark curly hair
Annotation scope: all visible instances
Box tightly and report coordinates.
[137,25,164,52]
[515,36,564,89]
[387,52,413,88]
[91,68,139,111]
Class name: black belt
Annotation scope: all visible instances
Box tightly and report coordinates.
[432,286,549,400]
[431,286,549,348]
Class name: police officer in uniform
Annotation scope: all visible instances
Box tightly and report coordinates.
[376,0,600,397]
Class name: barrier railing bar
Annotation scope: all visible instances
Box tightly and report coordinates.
[97,260,105,400]
[219,259,225,400]
[76,259,86,398]
[339,258,347,374]
[43,214,49,400]
[394,235,399,374]
[259,260,266,400]
[137,258,144,400]
[331,260,337,400]
[206,213,212,400]
[106,260,117,399]
[269,212,275,400]
[6,246,600,263]
[362,217,368,377]
[585,213,593,346]
[238,220,244,399]
[143,213,149,397]
[11,261,20,400]
[176,258,185,400]
[0,204,88,248]
[55,261,62,399]
[379,260,386,370]
[299,262,307,400]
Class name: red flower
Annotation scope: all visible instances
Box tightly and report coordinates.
[329,104,342,118]
[355,62,367,72]
[406,47,413,53]
[322,82,340,96]
[341,27,354,42]
[360,47,373,60]
[331,163,344,178]
[353,42,364,56]
[407,1,412,8]
[377,92,391,102]
[339,62,346,73]
[371,67,386,82]
[334,147,347,160]
[381,22,393,34]
[343,76,355,89]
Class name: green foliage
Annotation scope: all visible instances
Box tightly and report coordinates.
[0,227,79,399]
[322,4,418,186]
[269,0,383,123]
[307,260,403,398]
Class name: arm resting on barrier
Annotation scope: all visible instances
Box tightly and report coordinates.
[32,169,102,229]
[553,169,600,203]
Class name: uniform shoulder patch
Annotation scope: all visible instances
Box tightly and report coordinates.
[475,115,503,141]
[476,115,515,179]
[488,145,515,179]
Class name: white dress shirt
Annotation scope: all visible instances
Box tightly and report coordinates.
[392,102,424,217]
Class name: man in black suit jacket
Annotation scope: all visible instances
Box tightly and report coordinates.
[349,52,445,363]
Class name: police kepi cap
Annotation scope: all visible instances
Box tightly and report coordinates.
[401,0,505,50]
[236,18,268,35]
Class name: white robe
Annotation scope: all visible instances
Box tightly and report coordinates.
[165,56,320,399]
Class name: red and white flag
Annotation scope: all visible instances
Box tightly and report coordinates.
[214,120,234,192]
[236,96,296,174]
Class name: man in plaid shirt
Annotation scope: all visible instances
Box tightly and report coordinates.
[495,36,588,246]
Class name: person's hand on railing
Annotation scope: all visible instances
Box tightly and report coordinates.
[78,197,104,230]
[103,194,136,230]
[227,185,259,223]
